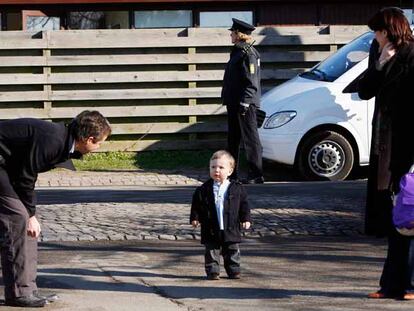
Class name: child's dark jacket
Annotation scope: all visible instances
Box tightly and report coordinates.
[190,178,251,244]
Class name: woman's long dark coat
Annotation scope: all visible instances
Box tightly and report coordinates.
[358,40,414,236]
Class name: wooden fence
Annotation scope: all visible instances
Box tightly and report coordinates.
[0,25,368,151]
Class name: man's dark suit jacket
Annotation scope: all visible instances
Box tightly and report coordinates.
[0,118,74,216]
[190,179,251,244]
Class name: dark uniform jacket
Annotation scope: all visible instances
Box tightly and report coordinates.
[358,40,414,236]
[221,41,261,108]
[190,179,251,244]
[0,118,75,216]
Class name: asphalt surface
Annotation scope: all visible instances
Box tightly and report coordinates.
[2,236,413,311]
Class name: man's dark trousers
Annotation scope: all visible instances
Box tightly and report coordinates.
[227,104,263,179]
[0,192,38,299]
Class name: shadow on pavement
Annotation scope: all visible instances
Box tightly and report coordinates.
[32,237,386,299]
[34,271,368,299]
[37,180,366,205]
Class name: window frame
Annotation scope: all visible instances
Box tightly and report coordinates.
[132,9,193,29]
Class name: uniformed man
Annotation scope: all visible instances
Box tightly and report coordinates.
[0,111,111,307]
[222,18,264,184]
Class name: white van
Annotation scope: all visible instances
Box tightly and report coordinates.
[258,31,374,181]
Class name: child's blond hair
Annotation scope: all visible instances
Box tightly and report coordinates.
[210,150,236,169]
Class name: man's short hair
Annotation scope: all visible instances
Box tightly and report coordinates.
[71,110,111,141]
[210,150,235,169]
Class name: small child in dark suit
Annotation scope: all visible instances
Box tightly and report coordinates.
[190,150,251,280]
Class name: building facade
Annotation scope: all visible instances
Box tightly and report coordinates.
[0,0,413,31]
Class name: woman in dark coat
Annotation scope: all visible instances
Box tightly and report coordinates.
[357,7,414,299]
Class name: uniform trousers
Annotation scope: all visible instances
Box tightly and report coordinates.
[0,193,38,299]
[226,104,263,179]
[204,232,240,276]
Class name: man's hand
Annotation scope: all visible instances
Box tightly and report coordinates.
[191,220,199,228]
[239,103,250,116]
[27,216,41,238]
[241,222,251,230]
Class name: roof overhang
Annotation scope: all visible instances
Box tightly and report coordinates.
[0,0,266,3]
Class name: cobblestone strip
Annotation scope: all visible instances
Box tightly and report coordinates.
[37,171,205,187]
[37,195,364,242]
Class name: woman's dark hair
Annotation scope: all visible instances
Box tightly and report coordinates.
[368,7,413,48]
[71,110,111,141]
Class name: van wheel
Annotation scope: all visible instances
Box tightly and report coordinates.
[298,130,354,181]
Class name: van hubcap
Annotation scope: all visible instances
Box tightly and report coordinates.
[308,141,345,177]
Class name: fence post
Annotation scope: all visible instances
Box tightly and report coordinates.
[187,28,197,141]
[42,31,52,120]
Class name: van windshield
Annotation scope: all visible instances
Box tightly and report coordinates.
[300,32,374,82]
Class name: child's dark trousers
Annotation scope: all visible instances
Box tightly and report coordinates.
[204,234,240,277]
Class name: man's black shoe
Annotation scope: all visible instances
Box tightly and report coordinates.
[5,295,46,307]
[242,176,264,184]
[33,290,59,303]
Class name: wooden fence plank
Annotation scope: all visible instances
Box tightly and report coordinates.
[0,56,46,67]
[0,105,226,119]
[0,74,46,85]
[110,122,226,134]
[0,68,304,85]
[46,31,357,49]
[0,91,46,102]
[100,139,227,152]
[48,70,224,84]
[0,39,46,50]
[50,88,222,101]
[42,51,329,67]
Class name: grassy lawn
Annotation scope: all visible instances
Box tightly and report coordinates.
[72,150,216,171]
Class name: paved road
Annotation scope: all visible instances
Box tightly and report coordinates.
[36,181,367,242]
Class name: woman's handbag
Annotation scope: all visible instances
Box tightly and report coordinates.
[393,165,414,236]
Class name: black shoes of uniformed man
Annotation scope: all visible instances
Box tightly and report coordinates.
[5,291,59,307]
[5,294,46,308]
[242,176,264,184]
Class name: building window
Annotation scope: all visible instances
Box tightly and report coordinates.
[134,10,192,28]
[68,12,105,29]
[199,11,253,27]
[26,16,60,31]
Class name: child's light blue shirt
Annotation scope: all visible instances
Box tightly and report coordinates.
[213,179,230,230]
